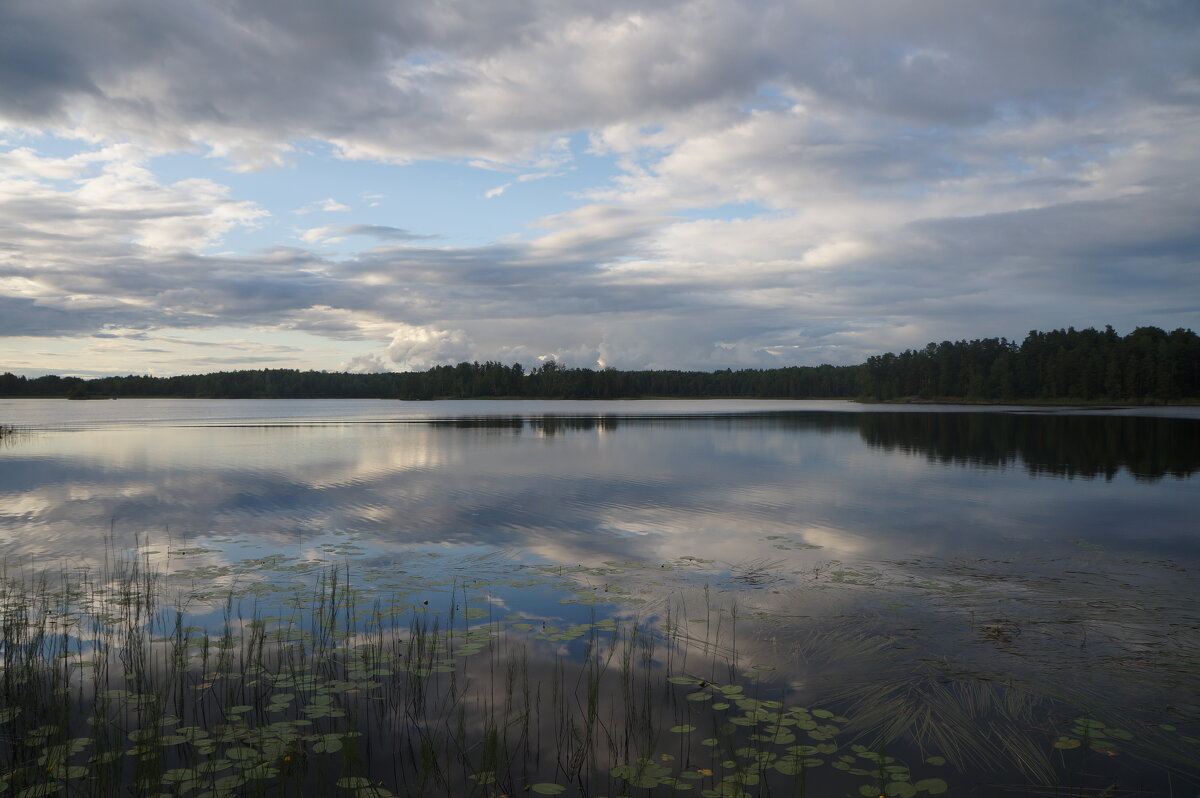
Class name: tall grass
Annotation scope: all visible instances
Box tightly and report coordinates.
[0,546,1186,797]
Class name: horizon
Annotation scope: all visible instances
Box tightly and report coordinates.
[3,322,1192,382]
[2,2,1198,378]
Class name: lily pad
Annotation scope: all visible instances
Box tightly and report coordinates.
[914,778,948,794]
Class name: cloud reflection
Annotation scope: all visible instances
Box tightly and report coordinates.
[1,412,1196,571]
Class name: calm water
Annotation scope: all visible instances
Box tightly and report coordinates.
[1,398,1198,795]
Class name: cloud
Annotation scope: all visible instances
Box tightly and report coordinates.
[0,0,1198,375]
[299,224,434,244]
[341,352,392,373]
[298,224,343,244]
[342,225,430,241]
[4,0,1193,168]
[386,324,473,371]
[294,198,351,215]
[2,131,1197,374]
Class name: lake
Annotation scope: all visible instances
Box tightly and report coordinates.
[1,398,1197,797]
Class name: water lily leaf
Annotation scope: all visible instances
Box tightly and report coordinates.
[89,751,122,765]
[670,724,697,733]
[314,737,343,753]
[886,782,917,798]
[214,775,246,791]
[530,784,566,795]
[914,778,948,794]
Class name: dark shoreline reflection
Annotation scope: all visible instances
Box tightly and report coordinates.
[854,411,1200,480]
[415,410,1200,480]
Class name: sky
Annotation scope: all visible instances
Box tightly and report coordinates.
[1,0,1198,377]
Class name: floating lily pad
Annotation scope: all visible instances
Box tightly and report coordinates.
[914,778,948,794]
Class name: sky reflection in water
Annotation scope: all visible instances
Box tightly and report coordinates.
[1,401,1196,571]
[1,399,1198,791]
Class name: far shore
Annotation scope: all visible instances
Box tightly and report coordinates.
[3,394,1198,408]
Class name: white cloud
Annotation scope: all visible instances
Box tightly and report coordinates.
[386,324,473,371]
[341,352,392,373]
[298,224,343,244]
[294,198,351,215]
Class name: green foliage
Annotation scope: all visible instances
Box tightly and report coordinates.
[0,360,862,400]
[859,325,1200,402]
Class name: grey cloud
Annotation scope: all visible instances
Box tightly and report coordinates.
[3,1,1196,163]
[341,225,436,241]
[0,296,101,337]
[915,192,1200,267]
[0,4,97,120]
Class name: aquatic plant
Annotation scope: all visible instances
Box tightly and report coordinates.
[0,537,1195,797]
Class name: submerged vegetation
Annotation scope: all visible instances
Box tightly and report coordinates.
[1,325,1196,403]
[1,534,1196,797]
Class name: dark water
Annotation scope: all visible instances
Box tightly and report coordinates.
[1,399,1197,796]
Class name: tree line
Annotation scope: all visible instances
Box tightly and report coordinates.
[0,360,860,400]
[860,325,1200,402]
[0,325,1196,402]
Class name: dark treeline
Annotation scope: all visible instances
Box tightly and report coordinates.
[1,325,1196,402]
[861,325,1200,402]
[0,361,860,400]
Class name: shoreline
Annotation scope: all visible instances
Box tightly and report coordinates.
[855,395,1200,408]
[5,394,1199,408]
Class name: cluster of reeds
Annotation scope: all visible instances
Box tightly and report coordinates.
[6,543,1187,797]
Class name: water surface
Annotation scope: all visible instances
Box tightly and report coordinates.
[0,398,1197,795]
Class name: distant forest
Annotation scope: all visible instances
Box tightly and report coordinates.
[1,325,1197,402]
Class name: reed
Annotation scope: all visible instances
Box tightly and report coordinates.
[0,544,1190,797]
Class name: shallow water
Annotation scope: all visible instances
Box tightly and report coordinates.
[0,398,1197,796]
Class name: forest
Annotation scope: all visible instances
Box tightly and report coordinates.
[859,325,1199,402]
[0,325,1196,402]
